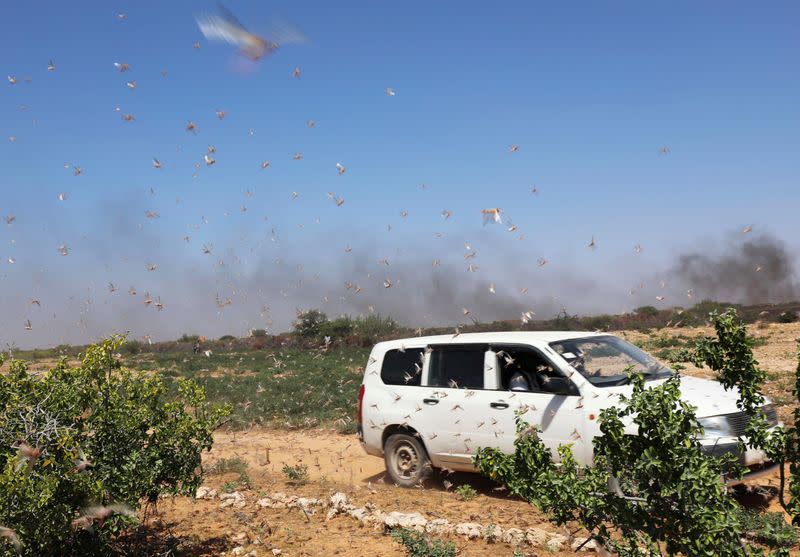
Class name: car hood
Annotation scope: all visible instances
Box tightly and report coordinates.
[601,375,747,417]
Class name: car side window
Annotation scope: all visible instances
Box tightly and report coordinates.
[427,347,485,389]
[495,346,577,395]
[381,348,424,386]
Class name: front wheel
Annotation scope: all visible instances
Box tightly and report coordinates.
[384,433,431,487]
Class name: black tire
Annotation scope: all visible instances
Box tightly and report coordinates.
[383,433,431,487]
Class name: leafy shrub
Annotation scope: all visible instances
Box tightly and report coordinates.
[179,334,200,343]
[221,472,251,493]
[218,335,236,341]
[281,464,309,485]
[454,484,477,501]
[778,311,798,323]
[390,528,456,557]
[633,305,660,317]
[208,457,248,476]
[293,310,328,339]
[0,336,229,556]
[475,372,747,556]
[249,329,268,338]
[736,509,798,548]
[319,317,356,341]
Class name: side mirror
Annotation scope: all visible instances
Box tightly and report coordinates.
[543,376,580,396]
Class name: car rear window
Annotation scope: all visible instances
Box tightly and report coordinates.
[381,348,424,386]
[427,348,485,389]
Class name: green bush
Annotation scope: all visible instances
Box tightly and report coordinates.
[293,310,328,339]
[475,372,747,556]
[179,334,200,343]
[390,528,456,557]
[633,305,660,317]
[249,329,268,338]
[454,484,477,501]
[0,336,229,556]
[281,464,309,485]
[736,509,798,548]
[778,311,798,324]
[319,317,356,341]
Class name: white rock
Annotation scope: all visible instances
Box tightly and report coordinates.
[425,518,453,535]
[195,486,217,500]
[502,527,525,545]
[546,533,568,551]
[455,522,483,539]
[327,492,354,520]
[571,537,599,552]
[525,528,550,547]
[271,549,282,556]
[347,507,370,522]
[231,547,245,556]
[384,511,428,532]
[219,491,246,509]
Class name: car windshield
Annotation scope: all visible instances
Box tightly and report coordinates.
[549,336,673,387]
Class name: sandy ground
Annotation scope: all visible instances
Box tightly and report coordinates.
[144,427,595,556]
[140,322,800,556]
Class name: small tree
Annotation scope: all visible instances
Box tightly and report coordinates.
[476,307,800,555]
[0,336,229,555]
[475,374,746,556]
[293,309,328,339]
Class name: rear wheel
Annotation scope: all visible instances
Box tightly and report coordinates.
[384,433,431,487]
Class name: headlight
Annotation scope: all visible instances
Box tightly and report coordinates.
[699,415,734,438]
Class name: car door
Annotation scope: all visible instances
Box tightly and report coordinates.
[417,343,497,470]
[488,344,591,465]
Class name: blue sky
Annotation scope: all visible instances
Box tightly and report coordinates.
[1,1,798,348]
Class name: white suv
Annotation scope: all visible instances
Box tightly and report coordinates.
[357,331,779,487]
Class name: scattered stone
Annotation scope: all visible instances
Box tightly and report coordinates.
[546,533,568,551]
[425,518,453,535]
[327,492,353,520]
[271,549,282,556]
[230,547,245,556]
[525,527,550,547]
[455,522,483,539]
[195,486,217,500]
[383,511,427,532]
[231,532,248,544]
[219,491,246,509]
[501,528,525,545]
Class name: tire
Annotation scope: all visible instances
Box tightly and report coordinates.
[383,433,431,487]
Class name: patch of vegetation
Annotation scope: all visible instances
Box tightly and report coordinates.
[0,336,229,556]
[778,311,799,323]
[222,472,251,492]
[454,484,477,501]
[335,419,359,435]
[208,457,249,476]
[390,528,457,557]
[281,464,309,485]
[736,509,798,548]
[634,305,660,318]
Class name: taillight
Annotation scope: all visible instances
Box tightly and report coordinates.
[357,384,366,425]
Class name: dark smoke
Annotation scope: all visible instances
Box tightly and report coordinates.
[670,234,798,304]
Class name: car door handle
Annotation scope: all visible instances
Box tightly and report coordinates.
[423,398,440,405]
[490,401,509,409]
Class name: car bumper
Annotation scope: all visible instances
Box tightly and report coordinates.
[699,438,778,483]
